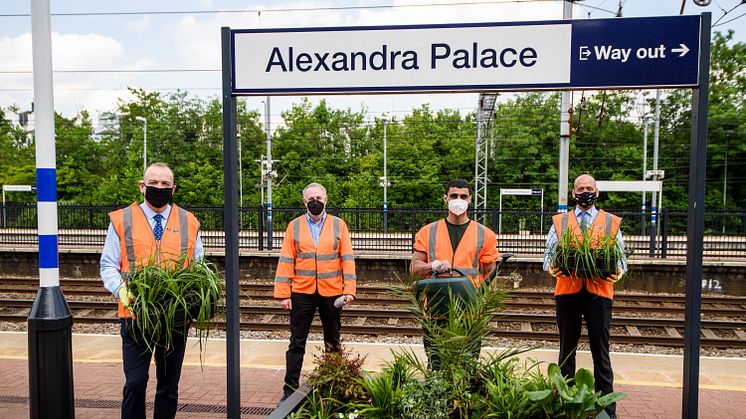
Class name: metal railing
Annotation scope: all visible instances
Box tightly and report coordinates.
[1,203,745,258]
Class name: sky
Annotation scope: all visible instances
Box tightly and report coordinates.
[1,0,745,130]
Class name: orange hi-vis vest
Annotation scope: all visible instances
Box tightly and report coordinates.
[273,215,357,299]
[414,219,500,287]
[551,209,622,300]
[109,203,200,318]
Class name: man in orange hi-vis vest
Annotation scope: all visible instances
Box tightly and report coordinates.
[410,179,500,369]
[543,174,626,419]
[274,182,356,401]
[100,163,203,419]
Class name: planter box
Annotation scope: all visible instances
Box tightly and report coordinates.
[268,383,310,419]
[556,254,617,280]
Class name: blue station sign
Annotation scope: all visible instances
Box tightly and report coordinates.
[231,15,701,94]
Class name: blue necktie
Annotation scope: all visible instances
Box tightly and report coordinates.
[153,214,164,241]
[579,211,588,233]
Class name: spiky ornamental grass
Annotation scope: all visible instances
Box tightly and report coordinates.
[292,271,627,418]
[125,255,224,360]
[549,225,626,284]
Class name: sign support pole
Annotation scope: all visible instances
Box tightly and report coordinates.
[682,12,710,419]
[557,0,572,213]
[28,1,75,417]
[221,26,241,419]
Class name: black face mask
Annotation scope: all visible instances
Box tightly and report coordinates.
[145,186,173,208]
[575,191,598,208]
[306,199,325,216]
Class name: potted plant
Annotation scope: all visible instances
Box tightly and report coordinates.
[549,226,624,281]
[284,277,627,418]
[125,257,224,354]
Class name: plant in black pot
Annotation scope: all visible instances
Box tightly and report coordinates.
[550,225,624,282]
[125,257,224,356]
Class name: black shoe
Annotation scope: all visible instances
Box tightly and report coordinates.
[277,394,290,407]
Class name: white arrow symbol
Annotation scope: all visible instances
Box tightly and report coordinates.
[671,43,689,57]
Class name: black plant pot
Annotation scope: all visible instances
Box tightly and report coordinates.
[557,254,617,280]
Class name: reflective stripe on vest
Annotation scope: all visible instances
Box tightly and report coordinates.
[553,210,620,299]
[113,203,199,317]
[274,214,354,297]
[429,220,485,280]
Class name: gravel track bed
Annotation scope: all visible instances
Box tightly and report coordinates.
[3,282,745,358]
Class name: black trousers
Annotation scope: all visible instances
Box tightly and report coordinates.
[120,318,190,419]
[284,292,342,395]
[555,287,615,416]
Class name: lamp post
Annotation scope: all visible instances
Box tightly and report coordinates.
[134,116,148,173]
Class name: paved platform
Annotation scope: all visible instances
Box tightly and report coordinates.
[1,331,745,418]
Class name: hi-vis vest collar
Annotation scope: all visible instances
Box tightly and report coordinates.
[428,219,485,279]
[120,203,191,273]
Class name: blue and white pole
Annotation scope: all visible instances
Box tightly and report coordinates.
[27,1,75,417]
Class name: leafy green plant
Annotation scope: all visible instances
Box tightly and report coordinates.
[306,345,368,406]
[290,272,627,417]
[549,225,625,282]
[527,363,626,418]
[475,351,543,418]
[126,256,224,357]
[356,356,414,418]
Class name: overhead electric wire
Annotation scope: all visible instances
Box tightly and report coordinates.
[0,0,557,18]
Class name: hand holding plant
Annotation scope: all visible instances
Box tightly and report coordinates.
[118,286,134,309]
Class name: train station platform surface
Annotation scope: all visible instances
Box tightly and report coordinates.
[1,331,745,418]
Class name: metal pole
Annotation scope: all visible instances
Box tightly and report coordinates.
[221,26,241,419]
[265,97,273,250]
[498,192,503,234]
[135,116,147,173]
[723,132,728,210]
[540,190,544,234]
[238,129,243,209]
[2,189,5,228]
[682,13,710,419]
[383,120,388,234]
[650,89,661,257]
[650,89,661,256]
[642,105,648,236]
[28,1,75,418]
[557,0,572,213]
[143,118,147,173]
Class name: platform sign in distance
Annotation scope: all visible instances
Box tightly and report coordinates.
[3,185,35,192]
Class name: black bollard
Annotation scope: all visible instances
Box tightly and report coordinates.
[28,286,75,419]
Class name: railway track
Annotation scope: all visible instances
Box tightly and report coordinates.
[1,296,745,349]
[2,277,746,318]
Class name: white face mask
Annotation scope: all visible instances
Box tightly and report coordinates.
[448,199,468,216]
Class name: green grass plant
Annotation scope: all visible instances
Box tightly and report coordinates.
[549,224,625,282]
[125,255,224,357]
[288,270,626,417]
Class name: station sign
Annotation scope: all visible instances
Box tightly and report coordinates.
[2,185,35,192]
[231,15,700,94]
[500,188,543,196]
